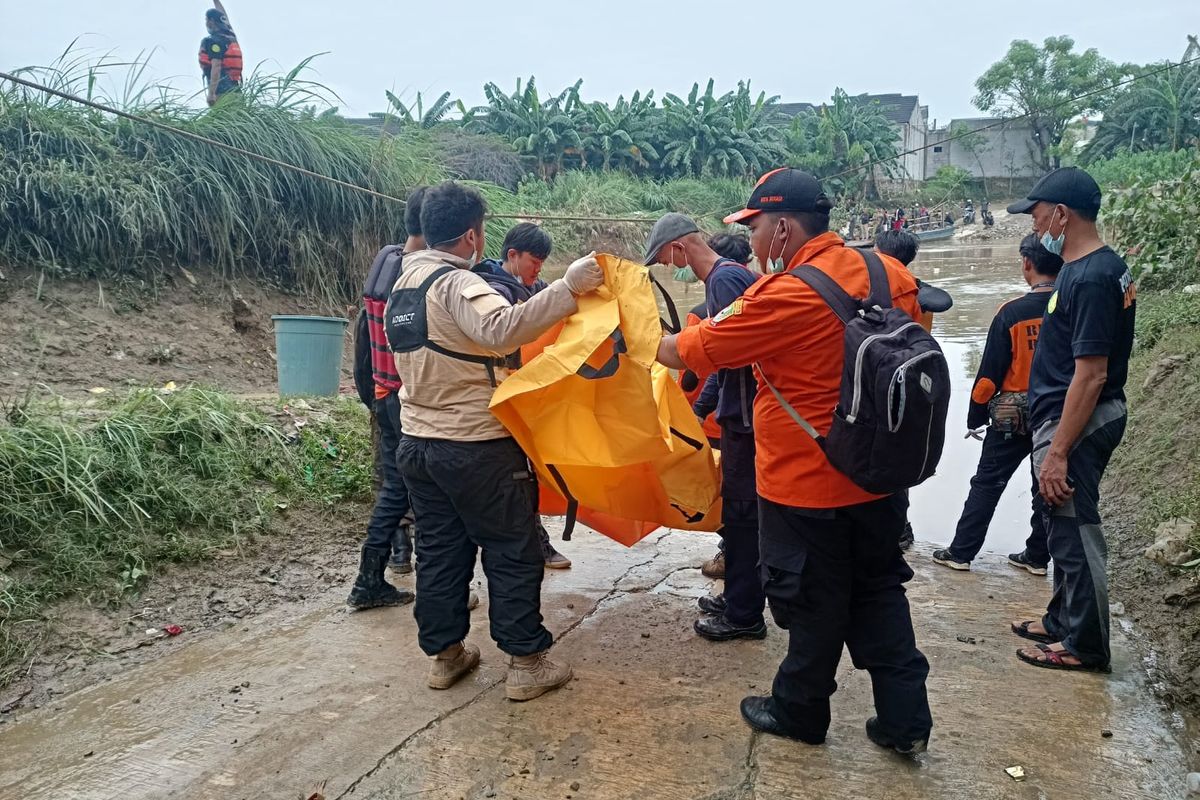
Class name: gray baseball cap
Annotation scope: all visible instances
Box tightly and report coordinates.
[643,212,700,264]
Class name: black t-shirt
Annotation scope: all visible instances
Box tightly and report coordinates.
[1028,246,1136,428]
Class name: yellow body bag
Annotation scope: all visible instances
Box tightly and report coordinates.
[490,254,722,546]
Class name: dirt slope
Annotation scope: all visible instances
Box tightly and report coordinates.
[0,266,355,400]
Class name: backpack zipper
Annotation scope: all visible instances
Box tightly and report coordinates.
[847,321,922,423]
[919,403,934,479]
[887,351,943,433]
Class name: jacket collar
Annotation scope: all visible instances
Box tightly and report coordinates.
[404,248,473,270]
[786,231,845,269]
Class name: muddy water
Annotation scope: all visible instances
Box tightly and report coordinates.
[649,239,1034,555]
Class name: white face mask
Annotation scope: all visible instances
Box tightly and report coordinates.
[765,222,788,273]
[668,244,699,284]
[1040,208,1066,256]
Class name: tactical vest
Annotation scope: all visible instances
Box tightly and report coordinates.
[384,266,508,387]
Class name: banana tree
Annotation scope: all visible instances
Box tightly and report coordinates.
[384,90,455,128]
[471,77,582,179]
[661,79,743,178]
[579,90,661,172]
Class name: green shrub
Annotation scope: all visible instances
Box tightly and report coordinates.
[0,388,372,686]
[1086,149,1198,189]
[1104,150,1200,290]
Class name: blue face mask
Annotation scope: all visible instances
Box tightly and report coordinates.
[1040,209,1066,256]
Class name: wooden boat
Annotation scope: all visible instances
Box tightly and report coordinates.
[913,225,956,242]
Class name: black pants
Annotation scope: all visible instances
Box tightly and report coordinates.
[364,392,411,551]
[759,494,932,744]
[719,428,764,626]
[1033,401,1127,667]
[399,435,551,657]
[947,428,1048,564]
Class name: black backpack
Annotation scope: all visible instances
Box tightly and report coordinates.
[760,249,950,495]
[353,245,407,409]
[383,265,508,387]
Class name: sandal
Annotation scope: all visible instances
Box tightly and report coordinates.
[1016,643,1110,674]
[1011,620,1054,644]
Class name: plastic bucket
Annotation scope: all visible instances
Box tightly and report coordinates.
[271,315,348,397]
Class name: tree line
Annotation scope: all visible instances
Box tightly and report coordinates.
[380,33,1199,200]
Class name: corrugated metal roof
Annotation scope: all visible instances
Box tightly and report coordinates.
[851,93,920,125]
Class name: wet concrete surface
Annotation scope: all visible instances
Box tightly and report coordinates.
[1,527,1195,800]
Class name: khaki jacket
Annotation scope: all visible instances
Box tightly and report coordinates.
[392,249,576,440]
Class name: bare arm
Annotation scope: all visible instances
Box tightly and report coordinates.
[1038,355,1108,506]
[207,59,222,104]
[656,334,685,369]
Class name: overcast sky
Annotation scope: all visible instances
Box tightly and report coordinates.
[2,1,1195,123]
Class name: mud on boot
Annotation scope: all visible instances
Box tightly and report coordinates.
[347,545,414,610]
[506,650,572,701]
[428,641,481,689]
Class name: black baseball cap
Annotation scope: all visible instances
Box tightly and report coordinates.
[724,168,833,224]
[1007,167,1102,215]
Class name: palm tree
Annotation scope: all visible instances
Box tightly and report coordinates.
[384,90,455,129]
[471,77,583,179]
[579,91,661,172]
[1082,60,1200,160]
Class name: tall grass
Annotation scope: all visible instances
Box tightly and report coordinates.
[0,48,444,302]
[0,387,373,687]
[0,48,755,299]
[478,172,752,261]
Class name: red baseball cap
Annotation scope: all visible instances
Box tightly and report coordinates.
[724,168,833,224]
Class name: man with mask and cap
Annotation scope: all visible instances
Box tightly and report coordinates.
[389,181,604,700]
[1005,167,1135,674]
[644,213,765,642]
[199,1,243,106]
[655,169,932,755]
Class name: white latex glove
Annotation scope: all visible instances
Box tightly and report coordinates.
[562,252,603,296]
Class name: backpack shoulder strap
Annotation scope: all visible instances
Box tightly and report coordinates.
[857,248,893,310]
[413,266,508,387]
[755,364,822,442]
[787,264,862,325]
[416,265,455,294]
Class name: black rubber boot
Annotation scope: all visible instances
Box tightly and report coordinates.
[347,545,414,609]
[390,523,414,573]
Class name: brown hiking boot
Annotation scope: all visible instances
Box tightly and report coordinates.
[505,650,573,701]
[700,550,726,579]
[428,642,481,690]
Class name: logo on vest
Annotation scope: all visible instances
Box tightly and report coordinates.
[390,312,416,326]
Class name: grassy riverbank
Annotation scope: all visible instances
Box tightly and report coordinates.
[1103,292,1200,709]
[0,388,373,687]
